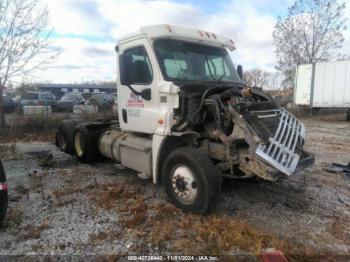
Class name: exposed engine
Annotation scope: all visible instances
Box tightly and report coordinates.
[173,83,313,181]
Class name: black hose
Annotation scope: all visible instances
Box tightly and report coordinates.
[187,86,234,119]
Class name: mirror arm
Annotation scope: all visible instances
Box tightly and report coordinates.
[126,84,151,101]
[126,84,142,96]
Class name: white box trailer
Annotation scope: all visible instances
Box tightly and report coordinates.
[295,60,350,108]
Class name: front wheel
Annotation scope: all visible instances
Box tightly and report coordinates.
[162,147,221,214]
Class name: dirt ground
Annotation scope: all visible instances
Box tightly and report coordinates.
[0,117,349,260]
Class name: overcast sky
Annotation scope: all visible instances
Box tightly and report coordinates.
[29,0,350,84]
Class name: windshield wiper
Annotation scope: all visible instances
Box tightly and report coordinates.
[203,53,227,83]
[203,54,218,81]
[216,71,226,83]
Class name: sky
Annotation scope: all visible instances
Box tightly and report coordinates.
[28,0,350,84]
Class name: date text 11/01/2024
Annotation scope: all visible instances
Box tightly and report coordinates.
[127,255,219,261]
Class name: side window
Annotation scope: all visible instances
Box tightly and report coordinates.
[123,46,153,84]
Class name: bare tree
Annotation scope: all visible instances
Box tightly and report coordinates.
[273,0,347,88]
[243,68,271,88]
[0,0,57,129]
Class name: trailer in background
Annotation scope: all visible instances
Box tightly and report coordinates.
[294,60,350,121]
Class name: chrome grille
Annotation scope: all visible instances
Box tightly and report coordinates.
[255,108,305,175]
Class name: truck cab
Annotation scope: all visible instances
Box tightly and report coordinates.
[116,25,238,135]
[57,24,314,214]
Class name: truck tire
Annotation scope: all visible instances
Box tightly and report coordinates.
[56,120,80,154]
[73,124,105,163]
[0,160,8,227]
[162,147,221,214]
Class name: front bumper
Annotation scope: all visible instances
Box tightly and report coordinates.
[250,149,314,181]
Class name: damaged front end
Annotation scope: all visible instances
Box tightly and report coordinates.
[173,84,314,181]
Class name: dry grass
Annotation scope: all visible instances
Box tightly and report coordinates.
[13,185,30,195]
[89,231,109,244]
[328,216,350,246]
[1,131,55,144]
[3,208,23,228]
[87,181,316,258]
[2,113,59,142]
[0,143,17,159]
[2,111,117,141]
[19,220,50,240]
[89,230,122,246]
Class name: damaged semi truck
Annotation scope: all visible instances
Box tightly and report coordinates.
[56,25,314,214]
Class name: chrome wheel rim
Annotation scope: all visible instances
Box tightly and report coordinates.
[171,165,198,204]
[74,132,84,157]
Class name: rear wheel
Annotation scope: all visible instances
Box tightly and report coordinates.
[0,160,8,227]
[73,124,107,163]
[56,120,80,154]
[57,125,68,152]
[162,147,221,214]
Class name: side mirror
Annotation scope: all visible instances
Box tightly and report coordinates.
[237,65,243,80]
[140,88,151,101]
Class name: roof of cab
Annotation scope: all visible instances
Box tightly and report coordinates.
[117,24,236,51]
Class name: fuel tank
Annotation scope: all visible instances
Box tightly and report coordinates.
[98,130,153,176]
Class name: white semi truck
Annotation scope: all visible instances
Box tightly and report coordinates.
[56,25,314,214]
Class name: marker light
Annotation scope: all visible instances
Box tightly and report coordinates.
[166,25,172,33]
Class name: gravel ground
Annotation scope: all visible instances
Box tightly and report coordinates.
[0,118,349,259]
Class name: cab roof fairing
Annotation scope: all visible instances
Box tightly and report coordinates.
[116,24,236,51]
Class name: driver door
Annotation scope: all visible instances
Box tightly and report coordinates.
[117,39,160,134]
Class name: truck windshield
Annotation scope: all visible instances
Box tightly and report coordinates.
[154,39,241,83]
